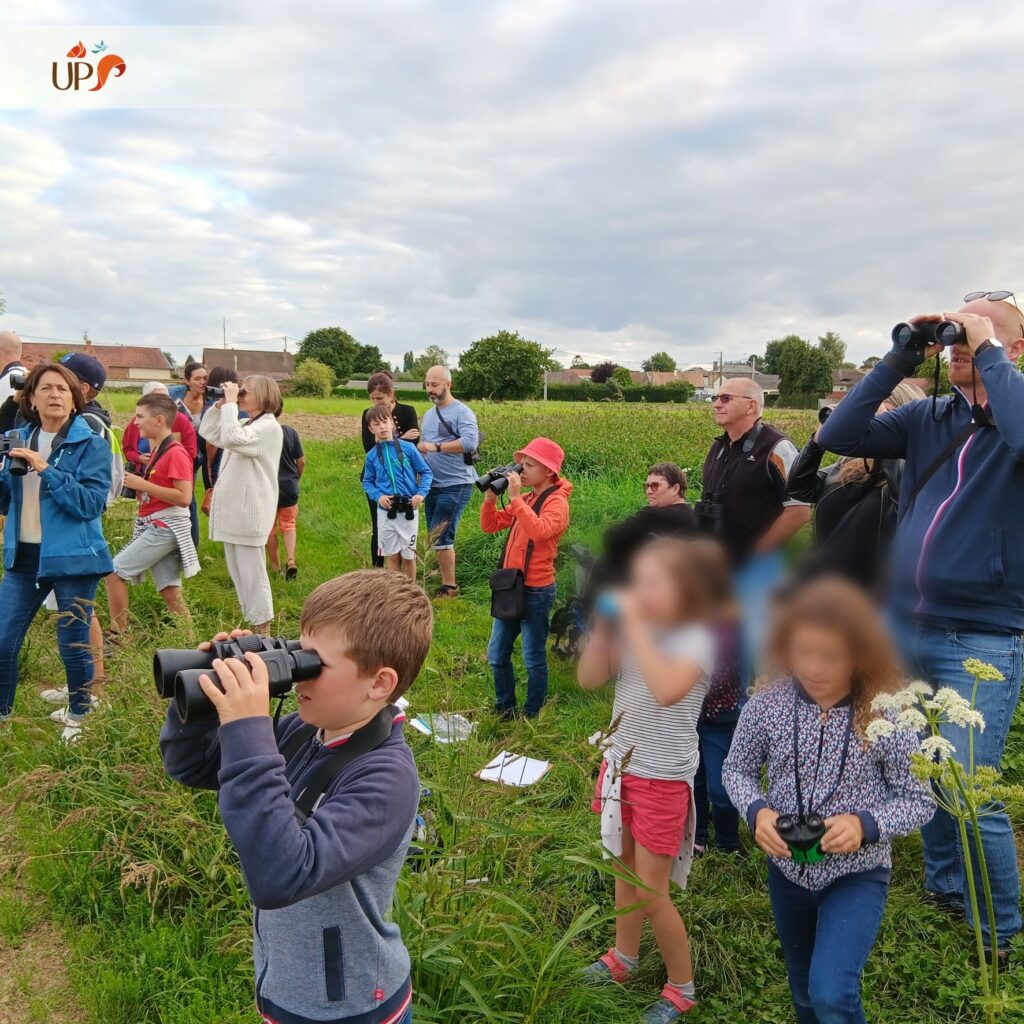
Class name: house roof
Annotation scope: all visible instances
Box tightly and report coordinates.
[833,367,865,387]
[545,370,587,385]
[21,341,170,372]
[201,348,296,381]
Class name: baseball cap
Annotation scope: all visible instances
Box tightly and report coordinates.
[60,353,106,391]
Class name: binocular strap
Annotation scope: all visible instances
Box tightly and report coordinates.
[282,706,397,823]
[792,697,854,822]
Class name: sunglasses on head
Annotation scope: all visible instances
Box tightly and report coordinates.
[964,290,1024,335]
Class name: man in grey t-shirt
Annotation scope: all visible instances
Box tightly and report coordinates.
[417,365,479,598]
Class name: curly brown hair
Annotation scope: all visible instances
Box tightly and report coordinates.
[760,576,902,741]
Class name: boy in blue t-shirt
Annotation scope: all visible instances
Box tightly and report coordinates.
[362,405,432,581]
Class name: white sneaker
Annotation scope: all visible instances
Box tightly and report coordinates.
[40,687,69,704]
[49,706,92,726]
[61,724,83,744]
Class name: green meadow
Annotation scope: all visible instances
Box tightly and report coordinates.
[0,397,1021,1023]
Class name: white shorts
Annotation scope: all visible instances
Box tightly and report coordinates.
[376,505,419,560]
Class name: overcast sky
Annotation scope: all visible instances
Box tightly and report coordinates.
[2,1,1023,369]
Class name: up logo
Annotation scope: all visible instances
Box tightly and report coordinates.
[52,40,126,92]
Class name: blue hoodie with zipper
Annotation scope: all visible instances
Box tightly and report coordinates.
[0,414,113,578]
[817,346,1024,633]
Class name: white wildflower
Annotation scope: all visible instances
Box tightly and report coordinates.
[905,680,933,698]
[930,687,964,710]
[920,735,956,762]
[870,693,900,712]
[865,718,897,744]
[896,707,928,732]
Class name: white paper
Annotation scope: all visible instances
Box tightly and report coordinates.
[407,717,432,736]
[395,696,410,711]
[418,713,476,744]
[476,750,551,787]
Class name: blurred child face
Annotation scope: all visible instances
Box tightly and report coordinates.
[520,455,555,490]
[370,416,395,442]
[135,405,168,441]
[295,630,397,735]
[787,623,855,703]
[630,550,685,627]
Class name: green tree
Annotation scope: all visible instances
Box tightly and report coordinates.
[570,354,590,369]
[297,327,359,383]
[778,338,833,406]
[918,353,951,396]
[351,343,384,376]
[402,351,415,372]
[590,361,618,384]
[762,336,807,376]
[611,366,633,387]
[642,352,677,373]
[410,345,450,379]
[184,354,197,369]
[861,356,881,369]
[817,330,847,370]
[291,359,334,397]
[455,330,554,400]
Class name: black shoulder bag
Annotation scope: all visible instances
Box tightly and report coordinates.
[279,706,397,823]
[489,486,556,622]
[434,404,484,466]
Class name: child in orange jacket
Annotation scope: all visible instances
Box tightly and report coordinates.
[481,437,572,719]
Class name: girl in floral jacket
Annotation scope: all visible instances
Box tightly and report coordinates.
[723,577,933,1024]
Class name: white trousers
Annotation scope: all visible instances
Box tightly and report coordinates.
[223,542,274,626]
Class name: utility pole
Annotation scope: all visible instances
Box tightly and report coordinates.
[750,355,757,379]
[222,318,227,349]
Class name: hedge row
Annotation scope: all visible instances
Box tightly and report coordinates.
[544,381,696,403]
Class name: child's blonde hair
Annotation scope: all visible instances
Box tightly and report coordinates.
[760,576,902,739]
[631,537,727,623]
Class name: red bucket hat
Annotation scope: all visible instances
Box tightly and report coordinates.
[514,437,564,478]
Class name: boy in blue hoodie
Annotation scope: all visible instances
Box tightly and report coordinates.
[160,570,434,1024]
[362,404,433,582]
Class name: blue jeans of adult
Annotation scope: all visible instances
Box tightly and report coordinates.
[424,483,473,550]
[0,570,100,717]
[768,865,888,1024]
[693,718,740,851]
[488,584,557,717]
[734,549,784,692]
[895,619,1023,949]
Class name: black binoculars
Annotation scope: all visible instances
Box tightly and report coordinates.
[387,495,415,520]
[775,813,827,864]
[205,385,225,400]
[891,319,965,358]
[817,405,834,426]
[153,635,322,723]
[694,492,726,536]
[0,432,28,476]
[8,372,26,392]
[474,463,523,495]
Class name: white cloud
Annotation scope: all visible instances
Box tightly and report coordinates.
[2,0,1024,368]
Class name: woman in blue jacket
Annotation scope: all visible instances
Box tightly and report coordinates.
[0,364,113,740]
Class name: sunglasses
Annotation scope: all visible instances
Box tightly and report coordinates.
[964,290,1024,335]
[645,481,664,491]
[712,393,752,404]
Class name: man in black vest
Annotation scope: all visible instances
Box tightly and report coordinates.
[700,378,809,683]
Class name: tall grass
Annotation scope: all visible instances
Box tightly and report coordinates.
[0,399,1019,1022]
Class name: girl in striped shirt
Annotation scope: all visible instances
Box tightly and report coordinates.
[578,538,723,1023]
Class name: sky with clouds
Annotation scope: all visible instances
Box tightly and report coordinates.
[2,0,1023,369]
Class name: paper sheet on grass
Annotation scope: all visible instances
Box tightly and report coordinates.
[416,713,476,744]
[476,751,551,787]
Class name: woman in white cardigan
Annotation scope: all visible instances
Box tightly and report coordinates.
[199,375,283,634]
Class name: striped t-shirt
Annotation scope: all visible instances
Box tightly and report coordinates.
[608,624,714,781]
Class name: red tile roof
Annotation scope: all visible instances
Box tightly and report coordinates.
[22,341,171,374]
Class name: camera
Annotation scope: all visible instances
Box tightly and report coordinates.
[775,813,827,864]
[387,494,415,521]
[0,432,29,476]
[474,463,523,495]
[891,319,965,360]
[205,385,225,400]
[8,372,26,392]
[694,492,726,536]
[817,405,835,425]
[153,635,322,723]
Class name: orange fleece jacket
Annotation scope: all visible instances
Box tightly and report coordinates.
[480,477,572,587]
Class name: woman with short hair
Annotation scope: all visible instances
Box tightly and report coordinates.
[199,374,283,634]
[360,371,419,567]
[0,364,113,740]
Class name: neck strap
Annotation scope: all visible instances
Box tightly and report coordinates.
[792,692,854,818]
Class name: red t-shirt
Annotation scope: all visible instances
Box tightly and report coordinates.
[139,440,194,516]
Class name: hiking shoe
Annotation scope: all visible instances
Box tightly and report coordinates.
[60,723,83,744]
[641,986,697,1022]
[583,949,635,986]
[285,563,298,581]
[49,704,95,726]
[39,686,69,704]
[436,584,459,599]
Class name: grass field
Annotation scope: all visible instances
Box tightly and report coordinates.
[1,397,1022,1023]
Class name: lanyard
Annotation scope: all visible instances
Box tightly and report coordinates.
[380,442,399,493]
[792,693,854,818]
[143,435,177,481]
[706,420,764,497]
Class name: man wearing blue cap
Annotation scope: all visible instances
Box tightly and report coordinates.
[59,352,111,432]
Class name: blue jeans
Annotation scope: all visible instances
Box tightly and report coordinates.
[0,570,100,717]
[424,484,473,550]
[488,584,557,716]
[895,620,1023,949]
[694,718,740,851]
[768,866,888,1024]
[734,550,784,692]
